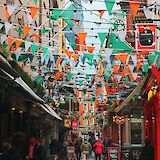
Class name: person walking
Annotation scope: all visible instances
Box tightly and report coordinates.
[139,139,154,160]
[80,139,92,160]
[93,138,104,160]
[75,137,82,160]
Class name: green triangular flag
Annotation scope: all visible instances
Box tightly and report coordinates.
[66,72,73,80]
[98,54,104,60]
[154,50,160,55]
[84,53,94,61]
[14,28,23,35]
[124,76,129,82]
[41,28,51,34]
[70,43,78,50]
[108,32,132,54]
[79,80,83,86]
[42,46,48,57]
[104,75,109,82]
[98,32,107,46]
[143,63,149,73]
[148,54,156,64]
[31,44,39,54]
[104,0,116,15]
[33,0,38,5]
[51,9,62,20]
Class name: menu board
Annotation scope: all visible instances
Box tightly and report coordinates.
[108,147,120,160]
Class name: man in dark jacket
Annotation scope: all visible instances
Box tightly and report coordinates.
[75,137,82,160]
[139,139,154,160]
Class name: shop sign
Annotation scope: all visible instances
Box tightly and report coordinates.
[136,23,156,51]
[113,115,125,125]
[72,120,78,129]
[64,119,71,128]
[108,147,120,160]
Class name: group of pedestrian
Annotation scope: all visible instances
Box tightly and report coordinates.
[0,132,47,160]
[75,136,112,160]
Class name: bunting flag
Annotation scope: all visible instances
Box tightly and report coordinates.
[148,54,156,65]
[51,9,62,20]
[5,5,16,20]
[7,36,15,46]
[66,50,73,58]
[5,22,13,34]
[119,53,128,64]
[98,32,107,46]
[87,46,95,53]
[99,10,105,19]
[23,25,31,38]
[77,32,87,44]
[0,34,7,43]
[143,7,153,19]
[29,6,39,19]
[15,39,22,50]
[129,1,141,17]
[33,0,38,5]
[0,23,4,30]
[14,28,23,35]
[66,72,73,80]
[41,28,51,34]
[31,44,39,54]
[104,0,116,15]
[32,34,41,43]
[25,41,32,52]
[72,54,80,62]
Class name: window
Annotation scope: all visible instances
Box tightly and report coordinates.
[84,118,88,126]
[131,118,142,145]
[90,118,94,125]
[90,103,94,113]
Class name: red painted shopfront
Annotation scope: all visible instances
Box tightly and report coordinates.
[144,66,160,160]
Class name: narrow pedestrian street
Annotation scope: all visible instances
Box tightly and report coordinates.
[0,0,160,160]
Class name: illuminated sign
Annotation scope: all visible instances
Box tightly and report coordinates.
[136,24,156,51]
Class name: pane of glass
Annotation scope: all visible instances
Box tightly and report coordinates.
[131,122,142,144]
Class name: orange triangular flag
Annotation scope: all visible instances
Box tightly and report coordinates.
[81,45,86,52]
[56,57,63,66]
[29,6,39,19]
[15,39,22,50]
[129,1,141,17]
[149,25,156,32]
[119,53,128,64]
[114,54,120,60]
[78,32,87,44]
[99,10,105,19]
[65,50,73,58]
[23,25,31,38]
[32,34,41,42]
[72,54,80,62]
[7,36,15,46]
[113,64,120,73]
[136,61,142,71]
[87,46,95,53]
[54,72,61,81]
[5,6,10,20]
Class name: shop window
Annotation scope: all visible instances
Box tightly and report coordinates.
[131,119,142,145]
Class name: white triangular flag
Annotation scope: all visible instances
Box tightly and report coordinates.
[128,65,134,73]
[26,12,33,24]
[131,55,137,66]
[143,7,152,19]
[132,73,138,81]
[25,41,32,52]
[41,53,45,63]
[5,22,13,34]
[0,23,4,30]
[0,34,7,43]
[7,5,16,16]
[14,48,22,61]
[117,31,126,41]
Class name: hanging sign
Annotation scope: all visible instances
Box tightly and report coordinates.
[72,120,78,129]
[136,23,156,51]
[64,119,71,128]
[108,147,120,160]
[113,115,125,125]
